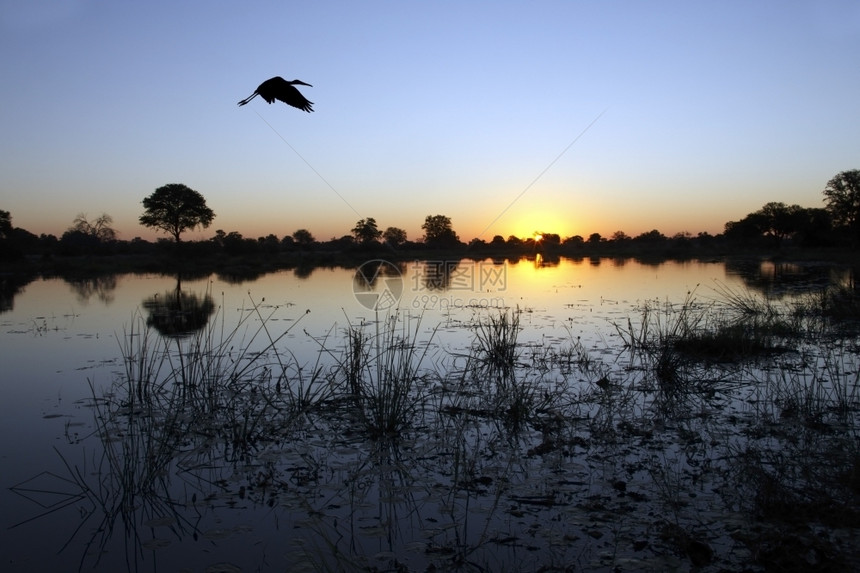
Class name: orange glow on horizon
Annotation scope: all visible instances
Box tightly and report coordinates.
[492,208,578,242]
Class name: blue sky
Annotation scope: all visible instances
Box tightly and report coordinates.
[1,1,858,243]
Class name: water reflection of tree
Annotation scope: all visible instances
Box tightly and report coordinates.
[65,274,118,305]
[421,260,455,291]
[216,268,268,284]
[352,259,404,289]
[141,276,215,337]
[533,253,560,268]
[0,273,33,313]
[725,259,839,298]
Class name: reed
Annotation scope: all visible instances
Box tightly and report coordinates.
[709,280,779,320]
[337,311,435,438]
[472,306,521,371]
[16,277,860,571]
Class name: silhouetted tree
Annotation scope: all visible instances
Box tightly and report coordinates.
[352,218,382,245]
[258,234,280,253]
[611,230,630,242]
[0,210,11,240]
[757,202,804,244]
[68,213,117,242]
[634,229,666,242]
[139,183,215,243]
[292,228,315,247]
[563,235,584,248]
[212,229,227,248]
[328,235,355,250]
[383,226,407,247]
[823,169,860,245]
[421,214,459,246]
[0,209,20,260]
[725,202,820,247]
[725,212,769,244]
[221,231,257,254]
[794,208,833,246]
[537,232,561,247]
[587,232,603,244]
[59,230,100,253]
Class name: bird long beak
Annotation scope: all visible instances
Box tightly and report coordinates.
[292,80,313,87]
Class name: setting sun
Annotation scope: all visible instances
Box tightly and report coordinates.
[500,207,575,241]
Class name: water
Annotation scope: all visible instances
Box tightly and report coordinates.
[1,256,856,571]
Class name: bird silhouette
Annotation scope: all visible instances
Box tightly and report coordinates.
[237,77,314,112]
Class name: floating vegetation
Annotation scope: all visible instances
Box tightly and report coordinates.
[11,286,860,572]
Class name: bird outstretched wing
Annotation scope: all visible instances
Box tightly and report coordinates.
[238,76,314,112]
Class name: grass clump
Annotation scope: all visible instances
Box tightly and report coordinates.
[336,312,435,439]
[472,306,520,371]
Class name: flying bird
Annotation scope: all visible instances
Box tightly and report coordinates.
[237,77,314,112]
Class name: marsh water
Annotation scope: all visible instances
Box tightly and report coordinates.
[2,256,858,572]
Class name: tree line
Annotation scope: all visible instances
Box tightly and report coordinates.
[2,170,859,262]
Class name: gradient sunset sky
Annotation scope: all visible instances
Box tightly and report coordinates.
[1,1,858,244]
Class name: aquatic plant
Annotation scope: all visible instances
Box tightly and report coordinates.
[335,311,436,438]
[471,306,520,371]
[12,274,860,572]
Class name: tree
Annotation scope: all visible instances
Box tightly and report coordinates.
[69,212,117,242]
[383,226,407,247]
[634,229,666,242]
[0,210,12,240]
[725,202,816,246]
[351,218,382,245]
[823,170,860,244]
[724,214,767,242]
[794,208,833,246]
[536,232,561,247]
[421,214,459,246]
[757,202,805,244]
[139,183,215,243]
[258,234,280,253]
[563,235,584,247]
[292,228,315,247]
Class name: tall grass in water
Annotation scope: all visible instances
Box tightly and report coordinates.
[133,295,331,422]
[615,285,799,413]
[100,298,318,483]
[752,344,860,426]
[467,307,564,434]
[613,290,708,398]
[472,306,520,371]
[337,311,436,438]
[109,295,317,451]
[791,284,860,336]
[60,300,320,569]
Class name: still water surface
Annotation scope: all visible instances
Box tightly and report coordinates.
[0,256,846,571]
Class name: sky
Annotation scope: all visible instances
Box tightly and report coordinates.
[1,1,859,244]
